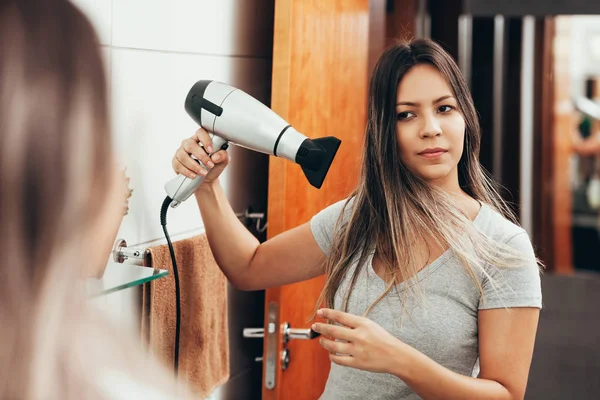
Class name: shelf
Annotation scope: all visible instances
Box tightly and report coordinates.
[86,262,168,297]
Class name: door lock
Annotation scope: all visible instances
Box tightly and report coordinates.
[242,304,322,389]
[281,348,291,371]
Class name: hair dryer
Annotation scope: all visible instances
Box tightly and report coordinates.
[574,96,600,120]
[161,80,341,374]
[164,80,342,207]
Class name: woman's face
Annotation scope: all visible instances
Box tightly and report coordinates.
[395,64,465,186]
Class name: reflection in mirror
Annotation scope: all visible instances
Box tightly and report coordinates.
[561,16,600,274]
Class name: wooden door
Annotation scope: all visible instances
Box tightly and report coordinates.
[263,0,369,399]
[548,17,574,273]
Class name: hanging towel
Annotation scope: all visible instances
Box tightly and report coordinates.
[142,234,229,398]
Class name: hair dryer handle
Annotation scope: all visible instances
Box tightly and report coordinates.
[164,135,228,207]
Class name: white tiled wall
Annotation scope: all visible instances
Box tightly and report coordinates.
[112,0,273,57]
[73,0,273,248]
[569,16,600,98]
[74,1,273,397]
[110,48,271,246]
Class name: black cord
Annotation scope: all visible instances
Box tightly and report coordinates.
[160,196,181,378]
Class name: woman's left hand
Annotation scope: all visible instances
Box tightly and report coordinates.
[312,308,407,375]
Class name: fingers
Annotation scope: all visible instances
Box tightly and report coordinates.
[317,308,363,329]
[193,127,214,154]
[173,146,206,179]
[183,138,214,169]
[312,322,354,342]
[319,337,352,355]
[172,146,230,179]
[172,128,230,179]
[209,149,229,165]
[329,353,354,368]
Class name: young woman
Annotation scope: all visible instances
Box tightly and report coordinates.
[173,39,542,399]
[0,1,188,398]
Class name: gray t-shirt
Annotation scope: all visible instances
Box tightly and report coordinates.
[310,198,542,400]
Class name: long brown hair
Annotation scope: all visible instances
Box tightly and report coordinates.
[0,1,184,398]
[316,39,540,316]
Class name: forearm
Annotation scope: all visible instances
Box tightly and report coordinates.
[572,140,600,156]
[393,344,515,400]
[194,180,260,286]
[572,132,600,156]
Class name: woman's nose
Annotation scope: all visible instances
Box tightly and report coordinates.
[420,115,442,138]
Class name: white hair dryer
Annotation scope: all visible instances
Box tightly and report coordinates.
[165,80,342,207]
[573,96,600,120]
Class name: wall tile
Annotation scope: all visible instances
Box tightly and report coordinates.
[112,0,274,58]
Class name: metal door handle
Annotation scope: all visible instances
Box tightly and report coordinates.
[282,322,321,343]
[243,320,321,375]
[243,322,319,341]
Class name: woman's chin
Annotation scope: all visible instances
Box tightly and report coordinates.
[416,165,454,183]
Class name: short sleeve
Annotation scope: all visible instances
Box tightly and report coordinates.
[310,198,352,256]
[478,231,543,310]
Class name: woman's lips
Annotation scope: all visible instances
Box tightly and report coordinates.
[418,148,448,159]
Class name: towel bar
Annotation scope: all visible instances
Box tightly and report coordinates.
[235,208,267,233]
[113,239,145,263]
[112,208,266,264]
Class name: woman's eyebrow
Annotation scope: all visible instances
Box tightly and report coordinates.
[396,95,454,106]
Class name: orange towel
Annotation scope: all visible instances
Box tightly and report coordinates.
[142,234,229,398]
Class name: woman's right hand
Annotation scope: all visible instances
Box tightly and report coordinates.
[172,127,230,185]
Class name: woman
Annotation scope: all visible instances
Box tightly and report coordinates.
[173,39,542,399]
[0,1,187,398]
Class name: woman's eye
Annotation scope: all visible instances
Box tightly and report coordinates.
[397,112,414,120]
[439,105,454,113]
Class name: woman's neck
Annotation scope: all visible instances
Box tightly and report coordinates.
[428,168,481,220]
[429,166,462,194]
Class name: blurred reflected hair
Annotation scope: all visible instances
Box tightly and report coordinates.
[0,1,185,398]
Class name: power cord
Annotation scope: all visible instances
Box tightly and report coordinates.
[160,196,181,377]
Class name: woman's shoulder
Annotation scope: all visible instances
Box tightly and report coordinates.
[310,197,356,255]
[323,196,356,212]
[477,203,528,244]
[312,196,355,224]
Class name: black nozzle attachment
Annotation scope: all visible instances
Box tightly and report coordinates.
[296,136,341,189]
